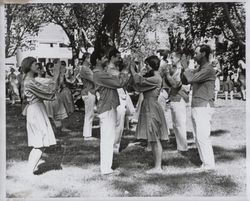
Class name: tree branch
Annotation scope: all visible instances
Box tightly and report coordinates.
[221,3,245,46]
[219,24,234,42]
[129,6,152,47]
[81,28,93,46]
[120,10,135,35]
[232,4,245,33]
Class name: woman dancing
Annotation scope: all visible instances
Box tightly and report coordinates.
[21,57,59,175]
[130,55,169,174]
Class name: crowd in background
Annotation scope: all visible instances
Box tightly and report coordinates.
[6,49,246,108]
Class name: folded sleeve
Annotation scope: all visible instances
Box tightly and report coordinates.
[94,72,128,89]
[25,79,56,101]
[165,71,182,89]
[132,73,158,92]
[183,68,215,84]
[80,67,94,82]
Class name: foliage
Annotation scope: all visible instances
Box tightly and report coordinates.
[93,3,124,54]
[5,4,45,58]
[5,2,245,65]
[117,3,157,55]
[38,3,104,59]
[182,3,245,63]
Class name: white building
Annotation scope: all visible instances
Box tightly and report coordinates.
[6,23,73,72]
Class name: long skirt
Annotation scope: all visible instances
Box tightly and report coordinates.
[135,97,169,142]
[44,95,68,121]
[58,87,75,116]
[26,102,56,148]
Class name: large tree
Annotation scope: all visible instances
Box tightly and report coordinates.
[39,3,104,60]
[182,2,245,60]
[5,4,45,58]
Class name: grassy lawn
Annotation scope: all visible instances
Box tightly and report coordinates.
[6,98,246,198]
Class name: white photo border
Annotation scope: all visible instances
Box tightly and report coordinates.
[0,1,249,201]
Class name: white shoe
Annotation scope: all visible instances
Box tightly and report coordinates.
[84,137,99,141]
[101,169,120,175]
[194,164,215,172]
[146,168,163,174]
[101,169,114,175]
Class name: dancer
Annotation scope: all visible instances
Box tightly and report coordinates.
[106,48,127,153]
[165,50,189,153]
[79,53,97,140]
[237,60,246,101]
[8,67,19,105]
[44,60,70,133]
[130,55,169,174]
[222,62,234,101]
[58,61,75,117]
[181,45,216,170]
[21,57,58,175]
[211,59,221,102]
[92,49,129,175]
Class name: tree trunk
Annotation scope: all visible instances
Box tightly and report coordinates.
[94,3,124,53]
[221,3,245,47]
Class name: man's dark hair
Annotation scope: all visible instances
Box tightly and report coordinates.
[45,62,54,77]
[144,55,160,71]
[199,44,211,60]
[182,48,193,57]
[82,52,91,62]
[61,61,66,66]
[108,48,120,61]
[90,49,105,66]
[157,49,169,61]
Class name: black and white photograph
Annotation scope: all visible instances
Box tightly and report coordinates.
[0,0,248,200]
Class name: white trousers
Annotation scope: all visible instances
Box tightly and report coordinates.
[114,99,126,151]
[99,107,117,174]
[158,90,170,132]
[82,92,95,137]
[170,98,188,151]
[191,105,215,167]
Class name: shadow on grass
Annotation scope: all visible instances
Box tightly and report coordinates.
[113,147,153,169]
[111,180,139,197]
[34,159,62,175]
[214,146,246,162]
[142,171,239,196]
[176,145,246,167]
[183,148,202,166]
[6,103,246,174]
[108,170,241,196]
[186,129,229,140]
[211,129,230,136]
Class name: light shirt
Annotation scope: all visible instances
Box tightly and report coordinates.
[79,65,95,96]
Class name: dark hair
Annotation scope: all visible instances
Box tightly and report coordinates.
[61,61,66,66]
[108,48,120,61]
[157,49,169,61]
[171,50,182,58]
[199,44,211,60]
[45,62,54,77]
[21,57,37,74]
[82,52,91,62]
[37,62,42,70]
[90,49,105,66]
[144,55,160,71]
[182,48,193,57]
